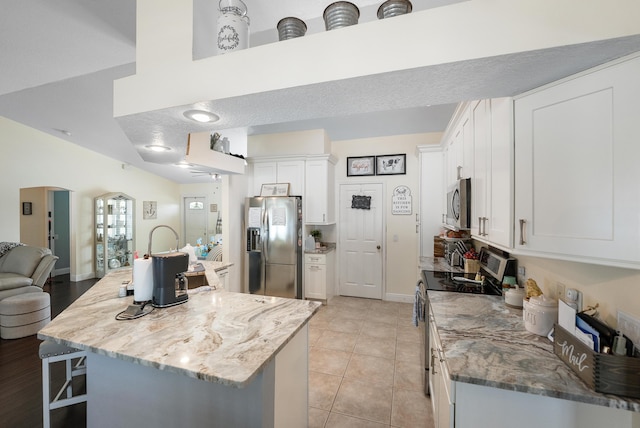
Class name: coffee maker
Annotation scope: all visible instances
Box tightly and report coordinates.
[148,225,189,308]
[152,252,189,307]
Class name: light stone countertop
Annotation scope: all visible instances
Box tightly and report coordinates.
[419,256,463,273]
[428,291,640,412]
[305,242,336,255]
[38,261,321,388]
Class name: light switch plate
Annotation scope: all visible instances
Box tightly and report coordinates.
[618,310,640,357]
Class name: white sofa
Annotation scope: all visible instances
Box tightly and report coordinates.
[0,245,58,300]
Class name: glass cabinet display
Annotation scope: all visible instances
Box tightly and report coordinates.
[95,192,135,278]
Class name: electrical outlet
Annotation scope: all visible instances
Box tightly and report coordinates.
[618,310,640,357]
[565,288,582,312]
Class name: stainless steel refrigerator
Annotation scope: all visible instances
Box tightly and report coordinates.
[244,196,302,299]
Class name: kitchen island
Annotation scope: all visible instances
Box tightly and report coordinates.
[427,291,640,427]
[38,261,321,427]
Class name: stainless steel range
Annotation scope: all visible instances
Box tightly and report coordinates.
[419,247,517,396]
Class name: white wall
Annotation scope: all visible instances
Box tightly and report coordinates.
[332,133,442,298]
[0,117,182,280]
[515,255,640,327]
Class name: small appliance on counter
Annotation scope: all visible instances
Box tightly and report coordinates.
[147,225,189,308]
[445,178,471,230]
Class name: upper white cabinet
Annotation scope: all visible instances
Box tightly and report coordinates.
[441,98,514,248]
[472,98,514,248]
[250,158,305,197]
[305,156,336,225]
[514,55,640,266]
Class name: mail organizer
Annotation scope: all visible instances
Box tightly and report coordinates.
[554,325,640,399]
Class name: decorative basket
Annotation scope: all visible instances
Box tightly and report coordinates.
[277,17,307,41]
[323,1,360,31]
[377,0,412,19]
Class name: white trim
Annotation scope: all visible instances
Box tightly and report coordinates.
[53,267,70,277]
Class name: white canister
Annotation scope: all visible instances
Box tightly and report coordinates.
[504,285,524,308]
[523,295,558,336]
[216,0,249,54]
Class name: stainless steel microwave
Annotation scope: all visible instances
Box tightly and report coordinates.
[446,178,471,230]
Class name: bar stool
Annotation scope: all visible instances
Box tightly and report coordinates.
[39,341,87,428]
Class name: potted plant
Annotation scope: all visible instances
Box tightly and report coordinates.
[310,230,322,244]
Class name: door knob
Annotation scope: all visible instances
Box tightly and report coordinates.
[376,245,381,250]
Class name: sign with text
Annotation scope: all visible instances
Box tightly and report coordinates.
[392,185,412,215]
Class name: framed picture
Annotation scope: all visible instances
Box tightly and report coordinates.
[347,156,375,176]
[143,201,157,220]
[376,154,406,175]
[260,183,290,197]
[22,202,32,215]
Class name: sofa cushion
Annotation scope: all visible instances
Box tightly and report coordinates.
[0,273,34,290]
[0,246,50,278]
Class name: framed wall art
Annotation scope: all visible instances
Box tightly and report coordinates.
[376,154,406,175]
[347,156,375,176]
[143,201,157,220]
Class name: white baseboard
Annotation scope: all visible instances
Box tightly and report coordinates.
[384,293,413,303]
[71,272,96,282]
[53,267,70,276]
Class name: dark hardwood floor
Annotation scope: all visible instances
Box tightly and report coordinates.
[0,275,97,428]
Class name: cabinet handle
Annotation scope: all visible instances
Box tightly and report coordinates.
[323,214,325,222]
[442,213,446,223]
[519,219,527,245]
[478,217,483,236]
[482,217,488,236]
[416,225,419,234]
[457,166,462,180]
[431,349,437,374]
[416,213,419,222]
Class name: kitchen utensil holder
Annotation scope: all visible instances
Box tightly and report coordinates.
[554,324,640,399]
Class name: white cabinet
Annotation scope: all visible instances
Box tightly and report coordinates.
[304,251,335,302]
[429,312,454,428]
[514,55,640,266]
[470,98,514,248]
[305,157,336,225]
[216,267,229,289]
[250,159,305,197]
[418,147,444,258]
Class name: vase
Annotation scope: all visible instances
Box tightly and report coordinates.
[216,0,249,55]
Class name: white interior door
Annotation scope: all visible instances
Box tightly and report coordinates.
[184,196,207,246]
[338,183,384,299]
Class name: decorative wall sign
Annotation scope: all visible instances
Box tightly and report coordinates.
[143,201,157,220]
[376,154,406,175]
[347,156,375,176]
[392,185,412,215]
[260,183,290,197]
[22,202,32,215]
[351,195,371,210]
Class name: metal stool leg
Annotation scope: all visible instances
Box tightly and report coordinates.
[40,342,87,427]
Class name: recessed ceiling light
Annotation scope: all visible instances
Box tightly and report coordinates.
[145,144,172,152]
[175,161,191,168]
[183,109,220,123]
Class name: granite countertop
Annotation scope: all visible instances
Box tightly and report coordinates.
[38,261,321,388]
[427,291,640,412]
[305,242,336,255]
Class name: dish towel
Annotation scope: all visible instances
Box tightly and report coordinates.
[412,281,424,327]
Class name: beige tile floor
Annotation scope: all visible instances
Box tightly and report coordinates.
[308,296,434,428]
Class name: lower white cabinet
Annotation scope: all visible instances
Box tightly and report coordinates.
[216,268,229,290]
[429,312,454,428]
[304,251,335,302]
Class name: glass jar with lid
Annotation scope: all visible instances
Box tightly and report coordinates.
[216,0,249,54]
